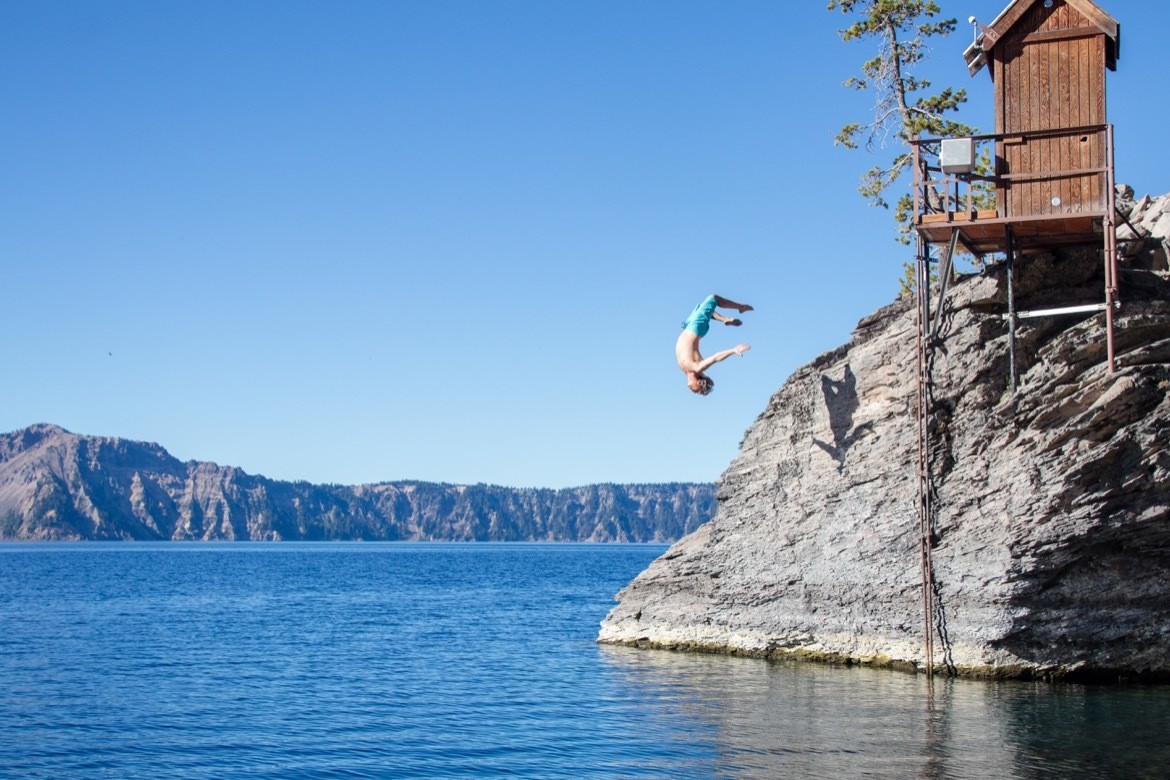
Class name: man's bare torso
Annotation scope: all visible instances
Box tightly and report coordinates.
[675,329,703,374]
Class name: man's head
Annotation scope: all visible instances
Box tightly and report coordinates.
[688,373,714,396]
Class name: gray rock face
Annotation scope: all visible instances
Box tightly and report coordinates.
[1117,187,1170,270]
[600,192,1170,679]
[0,425,714,542]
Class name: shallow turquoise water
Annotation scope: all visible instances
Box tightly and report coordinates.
[1,542,1168,779]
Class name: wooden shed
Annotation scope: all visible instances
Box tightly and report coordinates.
[966,0,1121,221]
[909,0,1123,375]
[910,0,1122,254]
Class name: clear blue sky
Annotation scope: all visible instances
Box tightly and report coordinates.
[3,1,1165,488]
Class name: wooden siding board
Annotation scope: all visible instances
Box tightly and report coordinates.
[995,44,1006,216]
[1059,36,1071,211]
[1052,40,1062,212]
[1012,43,1022,217]
[1095,34,1106,123]
[1058,62,1066,207]
[1035,7,1044,214]
[1004,41,1013,216]
[1007,39,1020,215]
[1093,34,1106,208]
[1071,36,1085,208]
[1085,39,1097,208]
[1038,36,1048,214]
[1055,41,1062,211]
[1025,35,1036,216]
[1076,44,1091,207]
[1011,44,1020,217]
[1010,42,1020,220]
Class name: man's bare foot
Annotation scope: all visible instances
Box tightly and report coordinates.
[735,344,750,356]
[738,304,753,313]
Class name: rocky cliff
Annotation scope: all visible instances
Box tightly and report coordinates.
[599,188,1170,680]
[0,425,714,542]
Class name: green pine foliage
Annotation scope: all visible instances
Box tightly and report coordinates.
[828,0,977,244]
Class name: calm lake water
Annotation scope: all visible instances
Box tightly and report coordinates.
[2,543,1168,779]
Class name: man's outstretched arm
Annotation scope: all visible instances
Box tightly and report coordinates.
[694,344,750,373]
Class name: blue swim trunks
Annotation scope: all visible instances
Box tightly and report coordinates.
[681,295,718,337]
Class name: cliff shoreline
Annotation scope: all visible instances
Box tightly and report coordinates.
[598,189,1170,680]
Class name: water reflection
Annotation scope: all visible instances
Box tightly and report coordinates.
[598,645,1170,779]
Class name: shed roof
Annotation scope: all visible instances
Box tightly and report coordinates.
[963,0,1120,77]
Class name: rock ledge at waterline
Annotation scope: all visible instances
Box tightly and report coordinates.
[599,188,1170,680]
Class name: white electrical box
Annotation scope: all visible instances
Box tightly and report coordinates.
[940,138,976,174]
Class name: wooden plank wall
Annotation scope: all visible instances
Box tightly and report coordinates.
[994,0,1107,219]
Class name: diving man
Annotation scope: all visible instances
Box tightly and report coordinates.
[675,294,752,395]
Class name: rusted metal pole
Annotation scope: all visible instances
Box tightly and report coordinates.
[930,229,960,341]
[1006,226,1017,395]
[915,234,936,678]
[1104,124,1118,374]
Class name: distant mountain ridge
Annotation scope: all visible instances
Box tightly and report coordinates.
[0,424,716,542]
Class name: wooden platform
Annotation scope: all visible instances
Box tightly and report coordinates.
[915,211,1105,255]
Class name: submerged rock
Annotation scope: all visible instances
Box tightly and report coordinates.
[600,193,1170,680]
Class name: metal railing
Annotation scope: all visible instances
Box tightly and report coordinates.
[910,124,1113,223]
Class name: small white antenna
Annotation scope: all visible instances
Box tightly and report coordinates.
[969,16,980,46]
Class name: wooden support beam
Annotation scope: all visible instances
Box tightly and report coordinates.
[1021,27,1100,46]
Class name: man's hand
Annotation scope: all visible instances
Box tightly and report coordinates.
[725,318,743,327]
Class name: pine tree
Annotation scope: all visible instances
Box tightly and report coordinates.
[828,0,977,245]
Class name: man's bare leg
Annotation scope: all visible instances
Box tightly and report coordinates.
[713,294,753,314]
